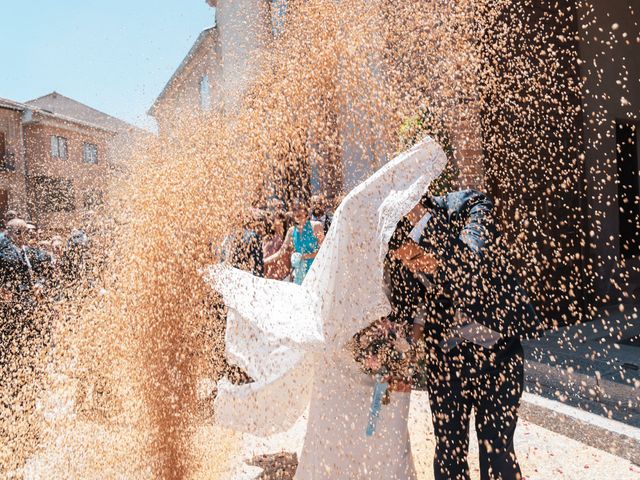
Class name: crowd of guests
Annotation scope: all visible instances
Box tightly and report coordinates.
[221,194,336,285]
[214,195,335,386]
[0,210,95,363]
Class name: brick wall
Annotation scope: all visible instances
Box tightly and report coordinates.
[0,108,27,218]
[23,119,114,230]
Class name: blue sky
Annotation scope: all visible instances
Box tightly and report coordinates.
[0,0,214,130]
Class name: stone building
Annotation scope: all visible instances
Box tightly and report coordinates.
[150,0,379,199]
[150,1,485,194]
[0,92,141,231]
[477,1,640,321]
[0,98,28,218]
[149,1,270,136]
[577,2,640,304]
[148,28,221,137]
[152,1,638,319]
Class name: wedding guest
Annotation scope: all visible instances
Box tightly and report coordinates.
[223,210,267,277]
[25,223,38,247]
[51,236,64,259]
[266,200,324,285]
[1,210,18,232]
[25,240,54,286]
[42,236,64,295]
[266,196,286,213]
[310,194,332,235]
[61,229,92,288]
[0,219,32,298]
[4,210,18,224]
[263,211,290,280]
[0,219,36,362]
[263,211,287,257]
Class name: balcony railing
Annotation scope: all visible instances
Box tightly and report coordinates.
[0,153,16,172]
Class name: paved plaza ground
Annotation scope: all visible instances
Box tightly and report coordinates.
[19,384,640,479]
[221,391,640,480]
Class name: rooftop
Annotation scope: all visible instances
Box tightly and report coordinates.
[26,92,140,134]
[0,96,28,112]
[0,92,144,134]
[148,27,217,117]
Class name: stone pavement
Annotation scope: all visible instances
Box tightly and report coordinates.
[18,364,640,479]
[221,303,640,478]
[521,304,640,465]
[523,305,640,425]
[18,390,640,479]
[227,391,640,480]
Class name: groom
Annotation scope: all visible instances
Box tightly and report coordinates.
[388,188,541,480]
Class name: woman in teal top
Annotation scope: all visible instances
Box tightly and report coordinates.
[265,200,324,284]
[291,217,319,284]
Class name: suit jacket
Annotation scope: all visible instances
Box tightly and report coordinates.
[231,229,265,278]
[387,190,541,375]
[0,233,32,295]
[323,213,333,235]
[417,190,541,340]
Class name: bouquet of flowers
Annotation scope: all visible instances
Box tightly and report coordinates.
[351,318,416,436]
[352,318,415,382]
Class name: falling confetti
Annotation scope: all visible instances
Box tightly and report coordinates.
[1,1,638,479]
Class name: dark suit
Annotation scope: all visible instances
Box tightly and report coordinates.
[324,213,332,235]
[0,233,35,365]
[389,190,541,480]
[0,233,32,297]
[312,213,332,236]
[227,229,264,278]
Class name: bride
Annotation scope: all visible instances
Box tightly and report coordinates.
[206,136,446,479]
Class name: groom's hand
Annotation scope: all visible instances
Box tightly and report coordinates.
[391,240,439,275]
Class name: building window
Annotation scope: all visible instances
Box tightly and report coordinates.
[616,121,640,258]
[83,143,98,164]
[200,75,211,111]
[270,0,288,36]
[0,131,14,171]
[51,135,68,159]
[33,176,75,213]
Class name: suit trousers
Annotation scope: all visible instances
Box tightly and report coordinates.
[426,343,524,480]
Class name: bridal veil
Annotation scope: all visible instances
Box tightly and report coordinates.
[205,137,446,435]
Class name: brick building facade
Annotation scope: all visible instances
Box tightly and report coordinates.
[0,100,27,217]
[0,93,141,231]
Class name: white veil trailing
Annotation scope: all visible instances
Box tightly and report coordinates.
[205,137,447,436]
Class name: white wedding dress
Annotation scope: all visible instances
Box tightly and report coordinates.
[206,137,446,479]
